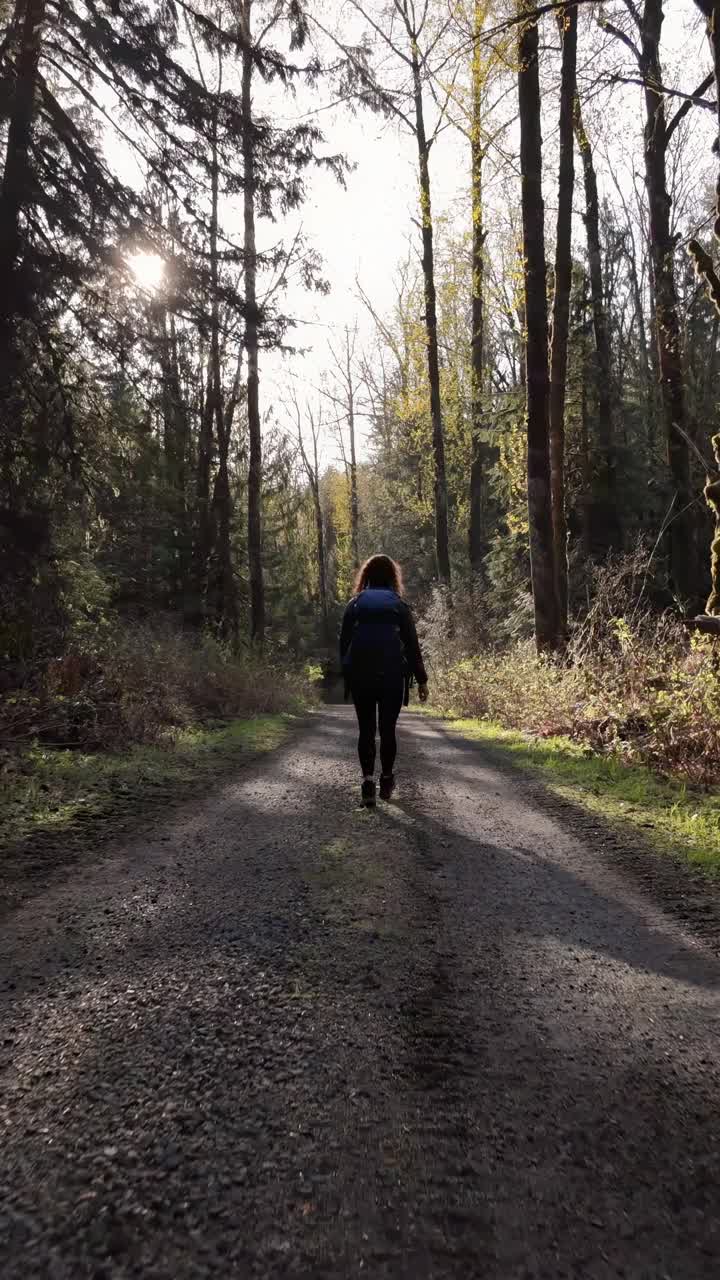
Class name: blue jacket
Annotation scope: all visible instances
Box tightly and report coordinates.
[339,588,427,688]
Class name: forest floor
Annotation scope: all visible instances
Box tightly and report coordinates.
[1,706,719,1278]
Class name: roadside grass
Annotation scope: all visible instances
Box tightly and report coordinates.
[1,715,297,859]
[424,712,720,876]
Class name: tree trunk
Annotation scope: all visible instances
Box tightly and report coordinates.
[345,332,360,570]
[311,431,330,642]
[518,0,560,652]
[624,235,655,450]
[0,0,45,326]
[161,309,191,607]
[580,308,593,560]
[641,0,696,604]
[209,284,237,639]
[296,410,330,642]
[574,95,619,554]
[192,109,221,621]
[211,446,237,641]
[548,2,576,638]
[410,48,451,587]
[704,435,720,615]
[242,0,265,646]
[468,0,491,582]
[314,490,329,641]
[0,0,45,429]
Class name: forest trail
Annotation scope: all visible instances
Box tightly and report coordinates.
[1,708,719,1279]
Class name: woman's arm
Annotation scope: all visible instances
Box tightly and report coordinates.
[339,600,355,666]
[400,603,428,688]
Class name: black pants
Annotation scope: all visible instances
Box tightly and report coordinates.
[351,680,404,776]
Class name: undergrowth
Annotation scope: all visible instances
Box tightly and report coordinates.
[0,621,317,752]
[0,621,317,874]
[422,552,720,787]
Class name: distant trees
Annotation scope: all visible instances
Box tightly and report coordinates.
[336,0,453,585]
[1,0,719,677]
[0,0,346,666]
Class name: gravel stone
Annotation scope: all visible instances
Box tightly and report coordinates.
[1,707,719,1278]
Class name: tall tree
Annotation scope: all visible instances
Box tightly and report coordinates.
[240,0,266,646]
[517,0,560,651]
[466,0,496,583]
[0,0,46,352]
[602,0,710,602]
[548,2,577,637]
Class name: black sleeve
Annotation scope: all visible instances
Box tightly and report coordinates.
[400,603,428,685]
[339,599,355,666]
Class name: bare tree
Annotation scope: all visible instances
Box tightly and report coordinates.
[293,397,330,641]
[333,0,455,584]
[323,325,363,569]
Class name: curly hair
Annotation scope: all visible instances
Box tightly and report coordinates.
[353,554,404,597]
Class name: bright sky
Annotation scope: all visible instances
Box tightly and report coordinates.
[263,105,467,460]
[104,0,716,467]
[264,0,714,464]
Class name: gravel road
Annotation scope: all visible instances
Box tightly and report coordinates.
[2,707,719,1279]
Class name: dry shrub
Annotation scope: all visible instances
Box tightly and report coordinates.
[0,622,315,752]
[430,551,720,786]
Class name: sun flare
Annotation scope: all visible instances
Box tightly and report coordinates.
[127,250,165,291]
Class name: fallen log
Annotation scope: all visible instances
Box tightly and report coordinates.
[682,614,720,635]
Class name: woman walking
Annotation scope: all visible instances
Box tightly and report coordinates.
[340,554,428,806]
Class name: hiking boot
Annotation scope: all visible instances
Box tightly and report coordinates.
[379,773,396,801]
[361,778,376,807]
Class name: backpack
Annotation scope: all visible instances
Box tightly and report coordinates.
[342,588,408,683]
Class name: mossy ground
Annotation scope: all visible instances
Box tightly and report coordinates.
[422,711,720,876]
[1,715,296,866]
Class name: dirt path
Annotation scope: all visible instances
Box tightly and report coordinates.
[2,707,719,1278]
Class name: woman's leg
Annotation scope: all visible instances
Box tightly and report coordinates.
[352,687,377,776]
[378,682,404,776]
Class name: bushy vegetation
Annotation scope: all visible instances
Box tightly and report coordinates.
[422,554,720,787]
[0,618,316,871]
[0,621,317,755]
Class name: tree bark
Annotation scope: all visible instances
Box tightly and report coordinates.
[580,302,593,560]
[641,0,696,604]
[242,0,266,646]
[574,95,619,554]
[0,0,45,324]
[297,411,330,642]
[313,433,330,643]
[344,331,360,570]
[624,233,655,450]
[548,3,577,638]
[161,308,191,607]
[518,0,560,652]
[209,303,237,639]
[0,0,45,427]
[192,107,221,621]
[468,0,491,581]
[410,43,451,586]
